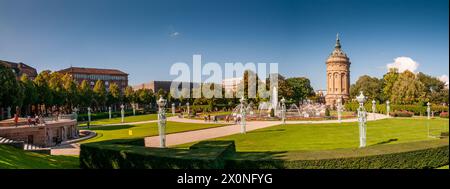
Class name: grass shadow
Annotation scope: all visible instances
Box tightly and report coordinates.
[89,125,136,131]
[375,138,398,145]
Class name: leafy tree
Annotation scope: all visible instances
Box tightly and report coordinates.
[157,88,167,99]
[136,88,154,105]
[266,74,293,101]
[20,74,38,115]
[107,83,122,107]
[62,74,78,110]
[350,75,384,102]
[124,86,136,104]
[34,70,53,112]
[48,72,66,108]
[416,72,447,103]
[382,68,399,101]
[93,80,107,109]
[286,77,315,103]
[0,64,22,110]
[78,80,93,108]
[391,70,425,104]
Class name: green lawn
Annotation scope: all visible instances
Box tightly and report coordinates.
[82,121,229,143]
[0,145,79,169]
[175,118,449,152]
[78,113,174,126]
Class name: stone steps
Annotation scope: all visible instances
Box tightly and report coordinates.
[0,136,50,154]
[0,136,15,144]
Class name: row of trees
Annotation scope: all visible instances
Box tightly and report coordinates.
[173,71,316,109]
[2,63,316,116]
[0,64,157,116]
[350,68,448,105]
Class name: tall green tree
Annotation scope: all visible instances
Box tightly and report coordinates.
[93,80,107,109]
[124,86,136,104]
[382,68,399,101]
[350,75,384,102]
[107,83,122,107]
[391,70,425,104]
[62,74,78,110]
[34,70,53,112]
[0,64,22,110]
[78,80,93,108]
[48,72,66,108]
[416,72,447,103]
[286,77,315,103]
[20,74,38,115]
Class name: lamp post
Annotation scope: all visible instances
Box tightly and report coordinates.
[120,104,125,123]
[427,102,431,120]
[337,97,342,123]
[172,103,176,115]
[108,106,112,120]
[372,99,376,120]
[356,91,367,148]
[157,96,167,148]
[7,106,11,119]
[72,107,78,121]
[87,107,91,128]
[386,100,390,117]
[280,97,286,125]
[186,102,190,117]
[240,96,247,134]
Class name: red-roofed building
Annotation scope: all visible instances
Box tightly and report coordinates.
[0,60,38,80]
[58,67,128,91]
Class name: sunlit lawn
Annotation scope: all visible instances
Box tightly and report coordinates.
[82,121,230,143]
[78,113,174,126]
[0,145,79,169]
[175,118,449,152]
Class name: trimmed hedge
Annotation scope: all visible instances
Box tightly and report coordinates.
[80,138,449,169]
[80,139,235,169]
[226,139,449,169]
[345,102,449,116]
[389,111,414,117]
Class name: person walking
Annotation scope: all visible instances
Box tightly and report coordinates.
[14,113,19,127]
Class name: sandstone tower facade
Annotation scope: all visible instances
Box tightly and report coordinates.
[325,34,351,108]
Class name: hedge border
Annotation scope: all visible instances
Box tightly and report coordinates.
[79,138,449,169]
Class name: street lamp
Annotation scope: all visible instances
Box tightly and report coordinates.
[72,107,78,121]
[186,102,190,117]
[240,96,247,134]
[172,103,176,115]
[386,100,390,117]
[280,97,286,125]
[337,97,342,123]
[157,96,167,148]
[87,107,91,128]
[356,91,367,148]
[108,106,112,119]
[427,102,431,120]
[120,104,125,123]
[372,99,376,120]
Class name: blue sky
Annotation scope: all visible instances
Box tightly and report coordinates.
[0,0,448,89]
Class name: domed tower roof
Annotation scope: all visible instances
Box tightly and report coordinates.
[326,34,350,63]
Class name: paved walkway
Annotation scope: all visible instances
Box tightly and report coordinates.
[50,113,388,155]
[145,113,388,147]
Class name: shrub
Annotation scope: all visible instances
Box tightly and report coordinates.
[440,112,449,118]
[389,110,414,117]
[80,138,448,169]
[325,108,330,117]
[344,102,449,116]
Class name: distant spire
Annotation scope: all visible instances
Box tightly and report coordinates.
[335,33,341,49]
